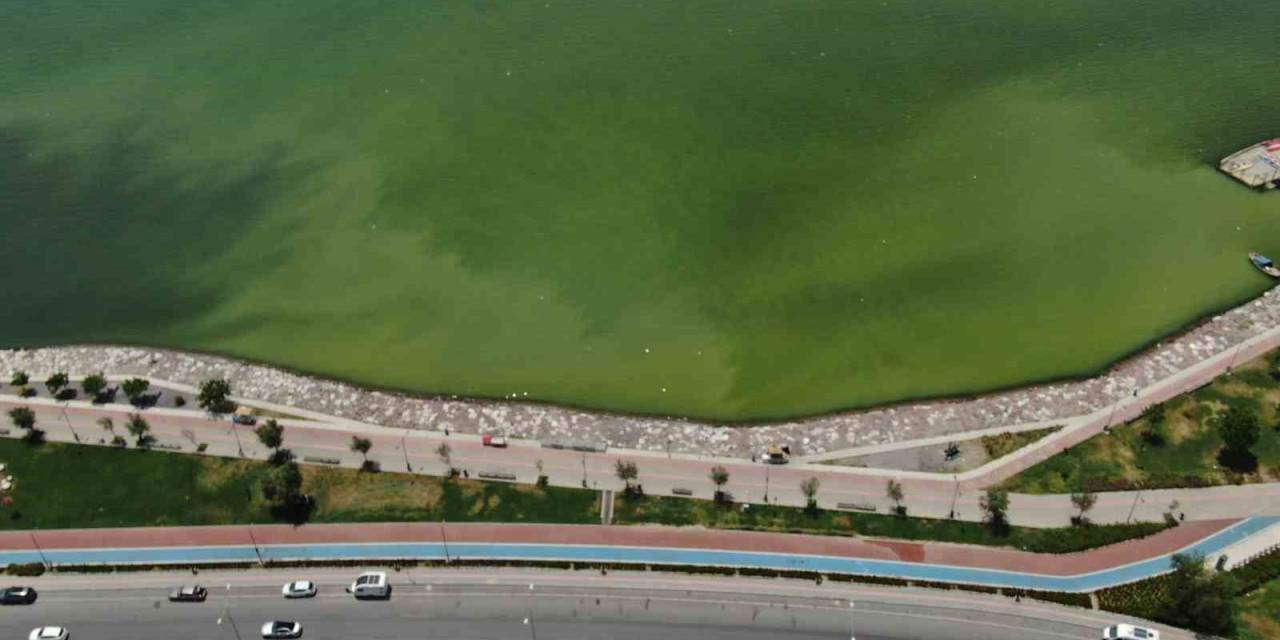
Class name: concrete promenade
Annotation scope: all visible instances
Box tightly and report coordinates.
[7,393,1280,528]
[0,518,1271,593]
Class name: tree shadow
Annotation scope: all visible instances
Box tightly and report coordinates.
[1217,448,1258,474]
[269,496,314,526]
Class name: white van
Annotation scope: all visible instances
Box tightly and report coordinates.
[346,572,389,599]
[1103,624,1159,640]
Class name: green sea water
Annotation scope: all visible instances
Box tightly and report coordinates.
[2,0,1279,420]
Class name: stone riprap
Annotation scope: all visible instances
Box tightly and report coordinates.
[2,287,1278,458]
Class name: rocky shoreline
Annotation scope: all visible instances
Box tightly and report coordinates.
[3,287,1278,457]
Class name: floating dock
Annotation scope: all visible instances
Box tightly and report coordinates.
[1220,139,1280,189]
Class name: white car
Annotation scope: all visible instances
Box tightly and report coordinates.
[347,571,390,599]
[1103,624,1159,640]
[29,628,69,640]
[260,621,303,639]
[281,580,317,598]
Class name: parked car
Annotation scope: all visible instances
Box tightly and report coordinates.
[260,621,303,639]
[232,407,257,426]
[168,585,208,602]
[1103,624,1159,640]
[482,434,507,448]
[28,627,68,640]
[346,571,390,599]
[1,586,37,604]
[762,444,790,464]
[281,580,317,599]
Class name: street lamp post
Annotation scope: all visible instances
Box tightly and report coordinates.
[230,420,245,457]
[59,405,80,443]
[219,584,244,640]
[523,583,538,640]
[848,600,856,640]
[401,430,412,473]
[440,517,451,563]
[28,531,50,568]
[1126,483,1144,524]
[949,474,960,519]
[246,523,264,565]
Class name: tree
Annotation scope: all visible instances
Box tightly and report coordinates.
[44,372,69,395]
[8,407,35,431]
[259,461,309,523]
[535,459,548,488]
[1155,553,1237,636]
[800,477,820,512]
[980,488,1010,533]
[709,465,730,503]
[197,378,236,416]
[9,371,29,387]
[1219,406,1260,454]
[255,419,284,451]
[1142,402,1166,425]
[886,479,906,516]
[121,377,150,406]
[435,442,453,476]
[125,413,152,448]
[97,417,114,433]
[1070,491,1097,525]
[351,436,372,461]
[81,373,108,398]
[1217,405,1261,471]
[9,407,42,445]
[615,460,639,495]
[255,419,290,464]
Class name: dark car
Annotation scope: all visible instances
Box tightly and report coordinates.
[168,585,208,602]
[0,586,37,605]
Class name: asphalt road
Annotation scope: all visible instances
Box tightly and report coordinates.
[0,568,1183,640]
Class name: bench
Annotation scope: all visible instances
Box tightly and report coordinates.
[837,502,877,512]
[303,456,342,465]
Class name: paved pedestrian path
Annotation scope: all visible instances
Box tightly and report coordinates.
[1,517,1275,592]
[12,395,1280,528]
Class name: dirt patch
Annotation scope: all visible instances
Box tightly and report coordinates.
[1241,612,1280,639]
[306,468,442,513]
[1162,411,1200,445]
[195,459,257,492]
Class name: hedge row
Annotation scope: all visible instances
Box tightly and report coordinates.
[1096,545,1280,622]
[1228,545,1280,595]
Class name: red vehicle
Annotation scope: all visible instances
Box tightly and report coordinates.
[481,434,508,448]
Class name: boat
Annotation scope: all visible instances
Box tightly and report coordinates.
[1249,252,1280,277]
[1221,140,1280,189]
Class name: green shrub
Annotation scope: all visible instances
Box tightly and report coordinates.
[6,562,46,576]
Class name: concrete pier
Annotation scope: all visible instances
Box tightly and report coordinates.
[1220,139,1280,189]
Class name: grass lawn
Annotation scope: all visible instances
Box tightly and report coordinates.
[611,494,1168,554]
[1002,351,1280,494]
[1239,578,1280,640]
[0,437,1166,554]
[980,428,1058,460]
[0,439,598,530]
